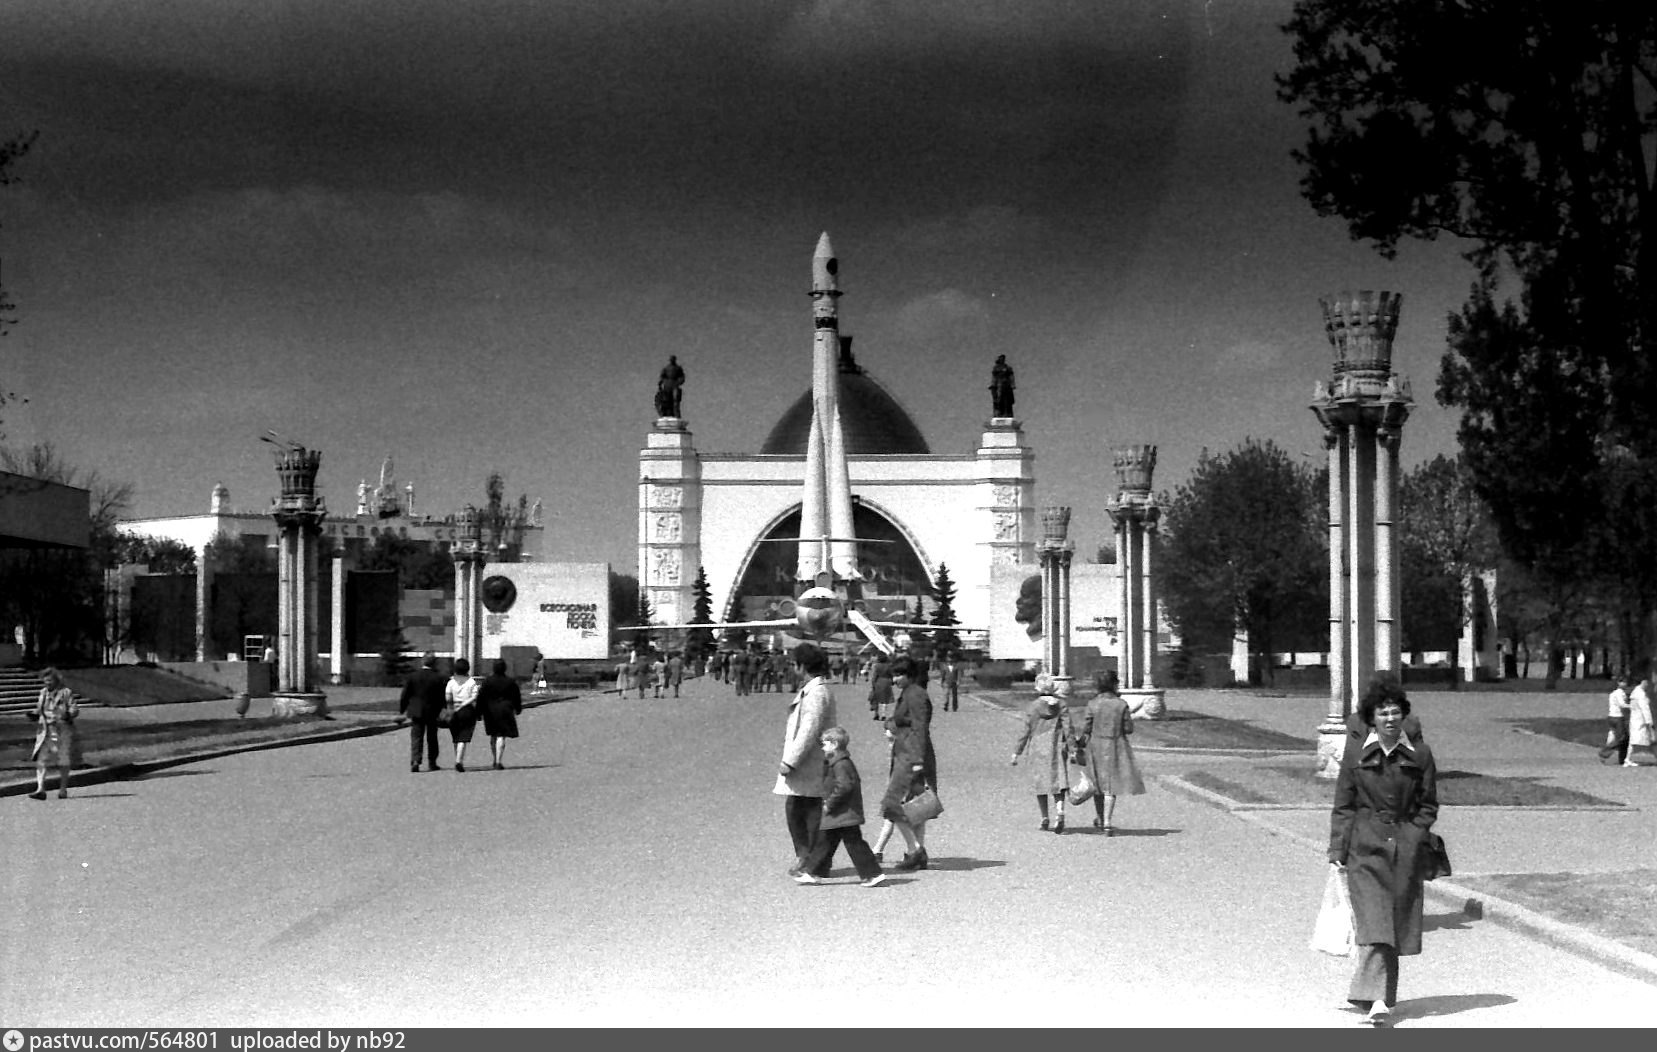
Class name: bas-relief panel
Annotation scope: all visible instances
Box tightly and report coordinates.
[992,511,1019,541]
[650,549,681,586]
[647,485,684,509]
[653,513,682,542]
[993,484,1019,508]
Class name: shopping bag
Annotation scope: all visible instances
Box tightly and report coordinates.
[1309,867,1355,957]
[1066,768,1097,806]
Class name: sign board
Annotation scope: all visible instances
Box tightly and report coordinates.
[479,562,610,661]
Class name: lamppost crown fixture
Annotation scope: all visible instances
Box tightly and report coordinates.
[1113,445,1158,494]
[1320,290,1401,382]
[1039,505,1072,546]
[272,447,322,500]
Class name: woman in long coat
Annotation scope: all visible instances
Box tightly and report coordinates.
[1010,674,1071,833]
[477,659,523,770]
[29,667,78,800]
[1328,678,1439,1026]
[1078,670,1145,834]
[867,655,893,721]
[877,655,936,871]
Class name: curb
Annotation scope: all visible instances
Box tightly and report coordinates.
[2,693,576,800]
[1156,772,1657,987]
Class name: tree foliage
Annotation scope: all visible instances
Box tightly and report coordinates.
[1280,2,1657,669]
[1398,453,1499,679]
[357,532,452,590]
[928,562,961,656]
[1159,440,1327,680]
[685,565,716,659]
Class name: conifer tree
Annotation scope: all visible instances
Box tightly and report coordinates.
[929,563,962,656]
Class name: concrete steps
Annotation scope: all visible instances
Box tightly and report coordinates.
[0,667,97,717]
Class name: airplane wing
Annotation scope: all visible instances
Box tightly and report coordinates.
[862,621,985,633]
[644,619,797,632]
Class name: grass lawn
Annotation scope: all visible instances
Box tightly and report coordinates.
[0,714,368,774]
[1177,764,1625,808]
[1505,717,1609,750]
[1452,869,1657,958]
[1134,711,1312,751]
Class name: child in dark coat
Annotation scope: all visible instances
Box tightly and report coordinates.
[793,726,888,888]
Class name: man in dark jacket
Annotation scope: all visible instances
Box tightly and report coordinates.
[399,652,448,772]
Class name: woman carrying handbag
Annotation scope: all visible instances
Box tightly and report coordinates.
[874,655,937,872]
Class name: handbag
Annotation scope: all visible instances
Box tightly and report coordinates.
[436,705,453,728]
[901,785,944,824]
[1422,831,1452,881]
[1309,867,1355,957]
[1067,768,1097,807]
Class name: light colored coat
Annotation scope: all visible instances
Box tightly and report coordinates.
[1630,682,1655,748]
[774,676,837,797]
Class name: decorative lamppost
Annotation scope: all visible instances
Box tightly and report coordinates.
[1037,506,1075,688]
[1310,290,1413,776]
[267,437,328,718]
[1107,445,1165,719]
[453,505,486,673]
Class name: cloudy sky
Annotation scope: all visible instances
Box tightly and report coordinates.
[0,0,1475,568]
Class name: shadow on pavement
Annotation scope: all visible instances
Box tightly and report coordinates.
[1094,826,1180,838]
[133,769,216,780]
[1397,993,1517,1020]
[920,857,1007,872]
[1422,910,1477,932]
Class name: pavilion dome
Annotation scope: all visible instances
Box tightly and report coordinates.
[759,341,930,455]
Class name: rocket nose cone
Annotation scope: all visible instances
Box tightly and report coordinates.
[814,231,834,259]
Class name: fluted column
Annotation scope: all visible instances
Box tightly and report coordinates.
[1140,519,1157,690]
[1037,506,1073,687]
[1106,445,1164,717]
[1310,291,1412,776]
[269,442,327,717]
[453,506,485,673]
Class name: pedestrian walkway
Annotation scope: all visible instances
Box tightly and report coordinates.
[1,675,1651,1026]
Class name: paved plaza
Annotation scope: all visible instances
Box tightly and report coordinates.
[2,676,1653,1028]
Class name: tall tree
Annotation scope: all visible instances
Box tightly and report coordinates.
[1398,453,1499,687]
[1280,1,1657,662]
[633,593,655,651]
[685,565,715,661]
[928,563,962,656]
[1159,440,1327,684]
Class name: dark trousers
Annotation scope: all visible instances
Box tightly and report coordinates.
[408,719,440,769]
[946,685,959,711]
[1600,715,1630,764]
[800,824,883,880]
[1348,944,1399,1008]
[784,795,824,870]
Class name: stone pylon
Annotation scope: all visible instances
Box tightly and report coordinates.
[270,444,327,717]
[1107,445,1166,719]
[1310,290,1413,776]
[453,505,486,673]
[1037,506,1074,690]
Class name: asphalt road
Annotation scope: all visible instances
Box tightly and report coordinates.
[1,676,1648,1027]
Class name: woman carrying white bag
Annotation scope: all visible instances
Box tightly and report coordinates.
[1325,678,1439,1027]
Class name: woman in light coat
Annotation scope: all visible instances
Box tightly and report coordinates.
[1010,673,1072,833]
[30,667,78,800]
[445,657,480,772]
[1328,678,1439,1026]
[1078,669,1146,835]
[775,643,838,876]
[1626,670,1656,766]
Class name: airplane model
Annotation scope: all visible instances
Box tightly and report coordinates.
[644,234,977,658]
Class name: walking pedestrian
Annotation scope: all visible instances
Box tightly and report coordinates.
[876,654,937,871]
[398,652,447,772]
[28,668,77,800]
[776,643,838,878]
[666,651,684,698]
[477,658,523,770]
[446,657,480,772]
[943,655,961,712]
[867,654,892,722]
[1010,674,1070,832]
[1627,667,1656,767]
[1328,677,1439,1026]
[1601,674,1634,766]
[1077,670,1145,835]
[791,726,887,888]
